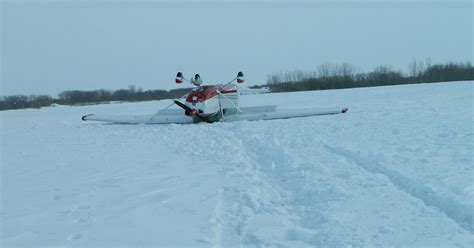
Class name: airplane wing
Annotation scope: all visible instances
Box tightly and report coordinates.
[223,106,348,122]
[238,87,270,95]
[81,105,347,124]
[81,113,193,124]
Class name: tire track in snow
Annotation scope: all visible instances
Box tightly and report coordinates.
[159,124,286,246]
[325,145,474,233]
[209,188,224,247]
[217,130,313,247]
[232,128,343,246]
[163,123,323,246]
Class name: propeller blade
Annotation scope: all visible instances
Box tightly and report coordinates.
[174,100,197,116]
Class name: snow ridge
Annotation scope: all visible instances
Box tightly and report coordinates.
[325,145,474,233]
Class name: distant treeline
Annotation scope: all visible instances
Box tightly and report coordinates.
[0,86,191,111]
[266,60,473,92]
[1,60,473,111]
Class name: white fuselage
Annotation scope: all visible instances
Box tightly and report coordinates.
[185,85,239,116]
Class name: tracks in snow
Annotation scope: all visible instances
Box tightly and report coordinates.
[158,120,473,246]
[207,130,315,247]
[325,145,474,233]
[161,123,318,247]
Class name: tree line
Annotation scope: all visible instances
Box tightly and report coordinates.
[1,60,473,111]
[266,60,473,92]
[0,86,191,111]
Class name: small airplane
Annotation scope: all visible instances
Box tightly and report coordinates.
[81,72,348,124]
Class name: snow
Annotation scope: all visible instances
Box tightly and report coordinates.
[1,81,473,247]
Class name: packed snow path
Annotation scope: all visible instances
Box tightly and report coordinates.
[1,81,473,247]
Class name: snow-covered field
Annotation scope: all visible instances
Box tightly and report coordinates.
[1,81,473,247]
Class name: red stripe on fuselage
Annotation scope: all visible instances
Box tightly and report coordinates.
[186,86,237,102]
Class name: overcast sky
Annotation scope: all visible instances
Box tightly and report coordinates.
[1,0,472,96]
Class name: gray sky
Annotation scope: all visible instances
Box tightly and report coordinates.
[1,0,472,96]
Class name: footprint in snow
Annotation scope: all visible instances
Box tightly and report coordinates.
[68,233,83,241]
[77,205,91,210]
[75,216,96,224]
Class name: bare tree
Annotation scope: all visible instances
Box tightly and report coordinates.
[408,58,419,77]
